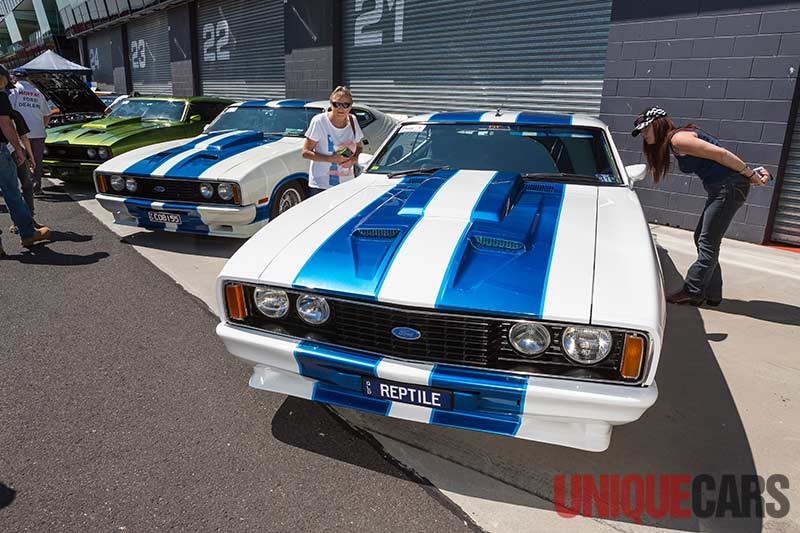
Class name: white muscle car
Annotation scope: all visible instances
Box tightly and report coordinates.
[215,110,665,452]
[92,99,399,238]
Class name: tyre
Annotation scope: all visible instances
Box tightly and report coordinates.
[269,180,307,220]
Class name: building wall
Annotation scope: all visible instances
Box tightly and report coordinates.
[601,0,800,243]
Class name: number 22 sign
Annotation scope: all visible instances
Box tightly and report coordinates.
[203,20,231,62]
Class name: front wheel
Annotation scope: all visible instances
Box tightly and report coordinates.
[270,180,308,220]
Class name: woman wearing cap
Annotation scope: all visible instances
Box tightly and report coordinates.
[633,107,770,306]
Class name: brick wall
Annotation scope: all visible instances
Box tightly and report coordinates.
[601,1,800,243]
[285,46,334,101]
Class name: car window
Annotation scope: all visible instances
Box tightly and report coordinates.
[352,108,375,129]
[189,102,228,122]
[206,106,324,136]
[369,123,621,183]
[108,99,187,122]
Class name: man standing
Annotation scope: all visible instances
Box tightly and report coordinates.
[0,65,50,257]
[10,69,50,194]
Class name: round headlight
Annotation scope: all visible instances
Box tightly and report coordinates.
[125,177,138,192]
[199,183,214,199]
[98,148,110,160]
[217,183,235,201]
[87,148,97,159]
[562,327,612,365]
[110,175,125,192]
[254,287,289,319]
[296,294,330,325]
[508,322,551,356]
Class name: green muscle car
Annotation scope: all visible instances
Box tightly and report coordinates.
[44,96,232,181]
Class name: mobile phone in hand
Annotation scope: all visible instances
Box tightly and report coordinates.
[338,147,353,158]
[753,166,773,183]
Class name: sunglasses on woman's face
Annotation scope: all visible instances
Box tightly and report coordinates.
[331,101,352,109]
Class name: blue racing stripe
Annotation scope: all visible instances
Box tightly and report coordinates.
[293,341,391,415]
[273,99,310,108]
[292,170,456,298]
[427,112,485,123]
[429,364,528,436]
[239,100,270,107]
[124,131,229,176]
[515,112,572,125]
[434,180,566,318]
[163,132,281,178]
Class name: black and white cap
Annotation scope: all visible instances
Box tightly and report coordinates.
[631,106,668,136]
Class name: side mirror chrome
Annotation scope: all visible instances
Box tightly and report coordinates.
[189,114,202,124]
[358,152,373,166]
[625,164,647,186]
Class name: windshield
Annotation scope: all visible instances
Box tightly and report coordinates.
[370,123,622,184]
[206,106,323,136]
[108,99,187,122]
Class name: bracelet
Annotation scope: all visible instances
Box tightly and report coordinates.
[738,162,748,173]
[748,169,756,179]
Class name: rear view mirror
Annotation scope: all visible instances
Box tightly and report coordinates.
[625,164,647,186]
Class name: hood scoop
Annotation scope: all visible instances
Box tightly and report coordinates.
[352,228,401,240]
[469,235,526,253]
[82,116,142,130]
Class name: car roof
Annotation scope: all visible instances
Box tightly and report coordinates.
[403,110,606,129]
[127,96,232,103]
[232,99,323,109]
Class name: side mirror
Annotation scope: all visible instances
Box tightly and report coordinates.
[358,152,373,166]
[189,114,202,124]
[625,164,647,186]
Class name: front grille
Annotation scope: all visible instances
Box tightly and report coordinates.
[99,175,238,205]
[46,144,99,162]
[233,286,644,383]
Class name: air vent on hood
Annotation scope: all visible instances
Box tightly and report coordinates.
[352,228,401,240]
[470,235,526,253]
[523,182,557,193]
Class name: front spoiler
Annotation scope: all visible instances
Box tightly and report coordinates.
[216,322,658,452]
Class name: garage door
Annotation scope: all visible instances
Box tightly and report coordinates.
[127,11,172,95]
[196,0,285,100]
[772,107,800,245]
[342,0,612,115]
[86,30,114,91]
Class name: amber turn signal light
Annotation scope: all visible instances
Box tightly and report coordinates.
[96,175,108,193]
[621,335,645,379]
[233,184,242,205]
[225,284,248,320]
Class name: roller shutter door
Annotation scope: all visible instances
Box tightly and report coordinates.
[772,108,800,245]
[343,0,612,116]
[196,0,285,100]
[86,31,114,91]
[127,12,172,96]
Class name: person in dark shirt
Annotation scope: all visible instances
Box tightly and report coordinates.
[0,64,50,256]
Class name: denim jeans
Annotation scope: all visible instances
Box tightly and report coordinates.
[684,179,750,299]
[29,137,45,191]
[0,150,35,240]
[17,159,34,215]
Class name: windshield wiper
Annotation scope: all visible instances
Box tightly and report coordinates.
[387,166,451,178]
[521,172,612,184]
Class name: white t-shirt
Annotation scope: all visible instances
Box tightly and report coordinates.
[9,81,49,139]
[305,112,364,189]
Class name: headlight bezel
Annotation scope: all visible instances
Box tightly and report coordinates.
[508,321,551,357]
[217,182,235,201]
[295,294,331,325]
[561,326,614,365]
[124,177,138,192]
[199,183,214,199]
[253,287,290,319]
[110,175,125,192]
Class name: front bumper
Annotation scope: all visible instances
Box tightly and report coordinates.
[43,159,98,181]
[95,193,267,238]
[216,322,659,452]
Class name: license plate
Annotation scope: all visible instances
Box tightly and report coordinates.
[147,211,182,224]
[362,377,453,410]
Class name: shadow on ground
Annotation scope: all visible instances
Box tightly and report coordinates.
[270,246,761,532]
[0,483,15,510]
[121,231,244,259]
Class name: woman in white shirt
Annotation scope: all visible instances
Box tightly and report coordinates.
[302,86,364,195]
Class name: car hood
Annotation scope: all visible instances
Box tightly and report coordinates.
[118,129,303,179]
[26,72,106,114]
[239,169,599,323]
[46,116,176,146]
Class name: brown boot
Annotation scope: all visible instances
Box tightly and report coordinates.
[666,289,705,306]
[20,226,51,248]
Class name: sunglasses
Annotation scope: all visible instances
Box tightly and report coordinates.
[331,101,352,109]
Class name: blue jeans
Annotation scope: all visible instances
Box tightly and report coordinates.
[0,150,35,241]
[684,179,749,299]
